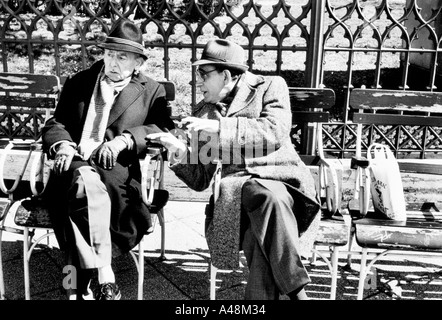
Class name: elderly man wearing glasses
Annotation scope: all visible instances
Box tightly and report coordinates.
[146,39,321,300]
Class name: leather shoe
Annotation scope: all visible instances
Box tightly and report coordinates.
[94,282,121,300]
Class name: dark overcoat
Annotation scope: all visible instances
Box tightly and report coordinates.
[170,72,321,269]
[41,60,174,254]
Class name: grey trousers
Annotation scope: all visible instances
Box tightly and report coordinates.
[241,178,310,300]
[67,166,112,269]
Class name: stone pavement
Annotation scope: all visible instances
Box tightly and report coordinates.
[1,200,442,302]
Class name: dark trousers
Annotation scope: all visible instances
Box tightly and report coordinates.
[241,178,310,300]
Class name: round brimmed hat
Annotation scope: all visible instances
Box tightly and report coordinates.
[192,39,248,72]
[98,20,147,60]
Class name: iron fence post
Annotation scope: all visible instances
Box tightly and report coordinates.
[304,0,326,155]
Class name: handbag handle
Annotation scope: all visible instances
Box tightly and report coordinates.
[367,143,392,160]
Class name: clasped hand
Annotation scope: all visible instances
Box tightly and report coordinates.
[95,137,127,170]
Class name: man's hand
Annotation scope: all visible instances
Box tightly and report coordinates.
[95,136,127,170]
[181,117,220,133]
[53,142,77,175]
[145,131,187,163]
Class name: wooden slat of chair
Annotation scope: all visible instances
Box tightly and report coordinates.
[290,87,335,124]
[0,73,60,142]
[0,73,60,95]
[349,89,442,112]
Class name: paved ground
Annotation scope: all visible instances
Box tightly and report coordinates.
[2,199,442,305]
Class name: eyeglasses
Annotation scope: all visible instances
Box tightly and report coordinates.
[195,68,218,82]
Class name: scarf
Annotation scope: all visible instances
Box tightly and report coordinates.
[78,69,131,160]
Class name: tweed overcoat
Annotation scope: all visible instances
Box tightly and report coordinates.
[170,71,321,269]
[41,60,174,254]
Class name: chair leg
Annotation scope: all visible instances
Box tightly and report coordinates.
[330,246,339,300]
[346,223,355,267]
[357,248,368,300]
[23,227,31,300]
[309,244,317,265]
[0,228,5,300]
[157,209,166,260]
[209,262,218,300]
[137,238,145,300]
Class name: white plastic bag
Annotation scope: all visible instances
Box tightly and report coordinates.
[367,143,407,221]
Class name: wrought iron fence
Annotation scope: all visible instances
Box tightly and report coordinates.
[0,0,441,158]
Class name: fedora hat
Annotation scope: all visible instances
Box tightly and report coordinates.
[98,20,147,60]
[193,39,248,72]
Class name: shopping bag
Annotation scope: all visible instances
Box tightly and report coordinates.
[367,143,407,221]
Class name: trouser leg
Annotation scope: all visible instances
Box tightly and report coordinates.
[242,226,280,300]
[67,166,112,269]
[65,248,94,300]
[241,178,310,299]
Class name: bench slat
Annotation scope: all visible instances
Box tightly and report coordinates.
[354,220,442,251]
[315,219,349,246]
[350,88,442,113]
[292,111,330,123]
[399,160,442,175]
[0,73,60,94]
[0,96,56,109]
[352,113,442,126]
[289,87,335,111]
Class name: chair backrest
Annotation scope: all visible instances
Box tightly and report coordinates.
[290,87,335,123]
[289,87,340,216]
[158,81,175,102]
[0,73,60,195]
[349,88,442,175]
[289,87,336,156]
[0,72,60,141]
[350,88,442,126]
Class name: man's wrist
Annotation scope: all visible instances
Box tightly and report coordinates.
[112,135,129,151]
[51,141,77,157]
[120,133,134,150]
[57,141,77,150]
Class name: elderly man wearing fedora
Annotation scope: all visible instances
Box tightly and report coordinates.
[39,19,174,300]
[147,39,321,300]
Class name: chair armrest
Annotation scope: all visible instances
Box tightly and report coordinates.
[0,140,38,194]
[318,157,340,216]
[141,146,165,206]
[28,144,50,196]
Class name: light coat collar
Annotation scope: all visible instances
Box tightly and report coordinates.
[225,71,265,116]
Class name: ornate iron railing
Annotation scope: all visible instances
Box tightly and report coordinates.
[1,0,441,158]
